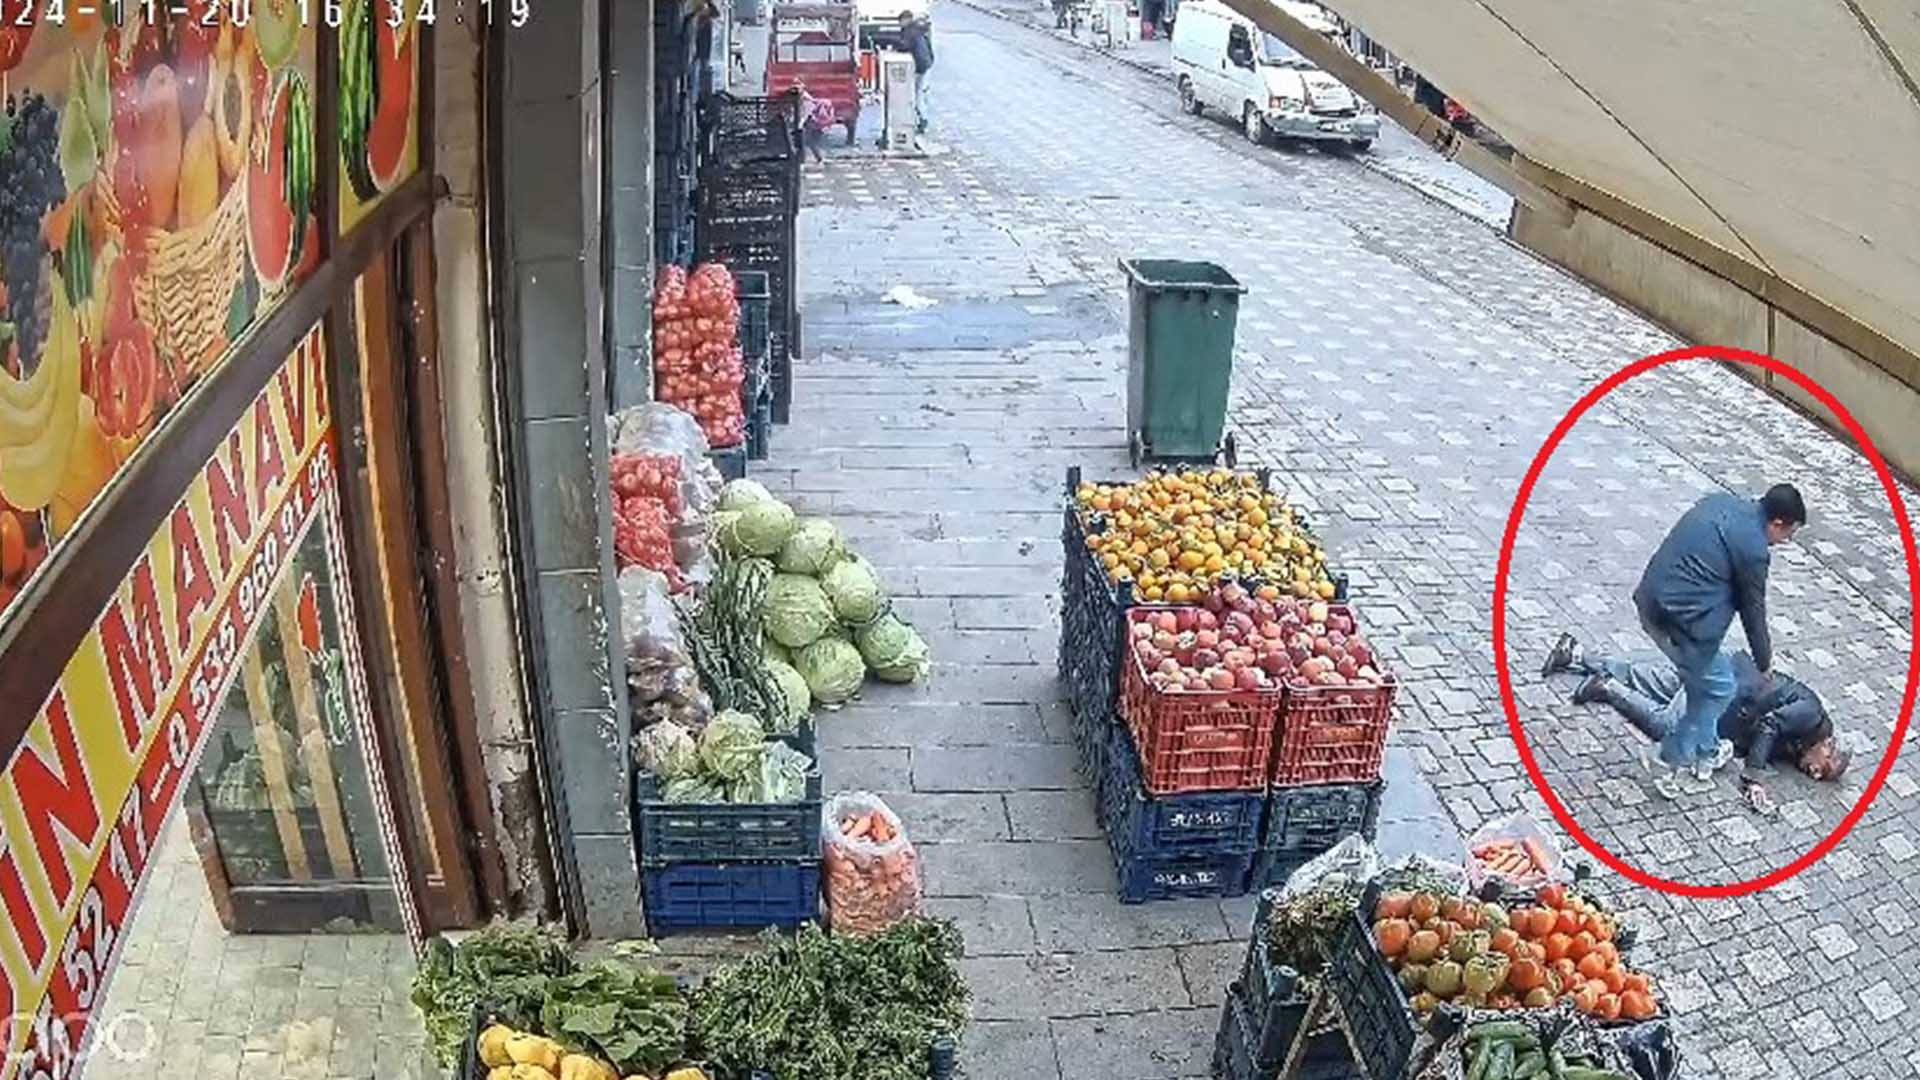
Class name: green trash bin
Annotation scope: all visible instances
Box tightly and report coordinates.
[1119,258,1246,468]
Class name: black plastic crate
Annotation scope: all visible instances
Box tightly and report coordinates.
[700,159,799,230]
[770,326,793,424]
[1113,839,1251,904]
[1214,983,1360,1080]
[747,392,773,461]
[1326,882,1418,1080]
[642,861,821,935]
[708,443,747,480]
[736,270,772,363]
[704,91,803,164]
[1263,782,1383,853]
[1100,722,1264,856]
[633,768,822,864]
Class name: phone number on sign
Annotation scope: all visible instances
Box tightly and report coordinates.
[6,0,532,29]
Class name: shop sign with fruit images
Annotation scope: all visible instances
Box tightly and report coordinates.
[0,5,319,623]
[338,0,422,233]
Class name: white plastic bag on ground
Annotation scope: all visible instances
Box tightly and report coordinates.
[1280,834,1379,900]
[822,792,922,934]
[1465,810,1566,891]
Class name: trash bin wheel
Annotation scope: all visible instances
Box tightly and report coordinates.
[1222,432,1238,468]
[1128,430,1143,470]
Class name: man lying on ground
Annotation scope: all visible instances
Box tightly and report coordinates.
[1542,632,1850,816]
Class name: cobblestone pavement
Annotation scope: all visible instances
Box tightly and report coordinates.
[93,815,429,1079]
[791,4,1915,1077]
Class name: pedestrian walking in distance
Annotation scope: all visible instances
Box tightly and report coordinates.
[1630,484,1805,799]
[1542,635,1850,816]
[898,11,934,136]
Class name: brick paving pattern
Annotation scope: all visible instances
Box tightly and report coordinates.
[93,815,429,1079]
[783,5,1913,1077]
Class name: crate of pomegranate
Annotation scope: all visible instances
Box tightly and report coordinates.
[1269,599,1397,787]
[1120,602,1286,794]
[1059,466,1344,723]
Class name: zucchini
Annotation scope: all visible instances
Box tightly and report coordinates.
[1513,1051,1547,1080]
[1547,1049,1568,1080]
[1560,1069,1632,1080]
[1466,1041,1494,1080]
[1466,1022,1532,1043]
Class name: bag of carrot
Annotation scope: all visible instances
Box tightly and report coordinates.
[822,792,923,934]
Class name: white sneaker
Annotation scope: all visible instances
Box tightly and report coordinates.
[1706,739,1737,772]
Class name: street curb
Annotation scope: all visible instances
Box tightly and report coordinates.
[946,0,1511,228]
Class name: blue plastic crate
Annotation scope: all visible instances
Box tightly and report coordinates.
[642,862,820,935]
[1100,723,1264,856]
[1113,840,1252,904]
[1262,781,1383,853]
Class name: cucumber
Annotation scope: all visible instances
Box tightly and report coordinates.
[1466,1041,1495,1080]
[1466,1022,1532,1043]
[1514,1051,1547,1080]
[1561,1069,1632,1080]
[1487,1041,1517,1080]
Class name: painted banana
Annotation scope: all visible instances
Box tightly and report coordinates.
[0,290,84,510]
[0,329,64,448]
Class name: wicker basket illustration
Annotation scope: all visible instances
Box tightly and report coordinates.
[110,173,250,376]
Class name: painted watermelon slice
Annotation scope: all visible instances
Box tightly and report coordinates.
[246,74,298,294]
[367,15,416,193]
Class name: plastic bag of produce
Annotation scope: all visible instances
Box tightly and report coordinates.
[698,711,766,781]
[1377,851,1473,898]
[634,719,698,780]
[764,657,812,731]
[764,574,836,648]
[795,637,865,706]
[854,615,930,684]
[620,569,714,730]
[776,518,845,576]
[822,792,922,934]
[1279,833,1378,900]
[821,555,886,624]
[611,403,716,516]
[1465,811,1565,891]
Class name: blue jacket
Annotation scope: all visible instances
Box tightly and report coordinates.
[901,22,934,73]
[1633,493,1774,671]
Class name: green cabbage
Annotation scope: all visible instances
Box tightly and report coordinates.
[698,710,767,781]
[764,574,836,648]
[794,637,866,706]
[719,479,776,511]
[856,616,931,684]
[763,632,792,666]
[776,518,845,576]
[731,499,796,557]
[821,556,886,624]
[764,658,812,731]
[662,776,727,803]
[711,509,745,555]
[634,719,698,779]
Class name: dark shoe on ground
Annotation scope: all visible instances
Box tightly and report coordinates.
[1541,632,1577,677]
[1572,672,1610,705]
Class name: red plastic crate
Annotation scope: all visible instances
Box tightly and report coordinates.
[1271,605,1396,787]
[1119,613,1282,795]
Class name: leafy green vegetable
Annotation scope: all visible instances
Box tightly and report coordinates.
[732,499,798,557]
[663,775,728,803]
[409,922,574,1067]
[1263,886,1356,983]
[691,919,968,1080]
[856,615,931,684]
[764,573,837,649]
[764,657,812,731]
[794,637,865,706]
[698,710,766,781]
[777,518,845,576]
[636,719,699,779]
[540,958,690,1077]
[718,479,776,511]
[821,556,885,624]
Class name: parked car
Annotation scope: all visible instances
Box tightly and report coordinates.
[1171,0,1378,150]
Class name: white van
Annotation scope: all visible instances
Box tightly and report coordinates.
[1171,0,1378,150]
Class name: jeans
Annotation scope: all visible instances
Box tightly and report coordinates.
[1572,653,1686,741]
[1639,609,1735,768]
[914,69,930,130]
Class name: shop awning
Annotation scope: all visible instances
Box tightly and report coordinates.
[1314,0,1920,359]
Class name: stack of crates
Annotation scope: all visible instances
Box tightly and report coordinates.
[1248,603,1394,891]
[654,3,708,265]
[632,758,824,935]
[1059,466,1383,901]
[736,270,775,460]
[698,92,802,426]
[1213,890,1364,1080]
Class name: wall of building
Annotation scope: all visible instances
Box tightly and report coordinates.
[1512,200,1920,481]
[493,0,646,937]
